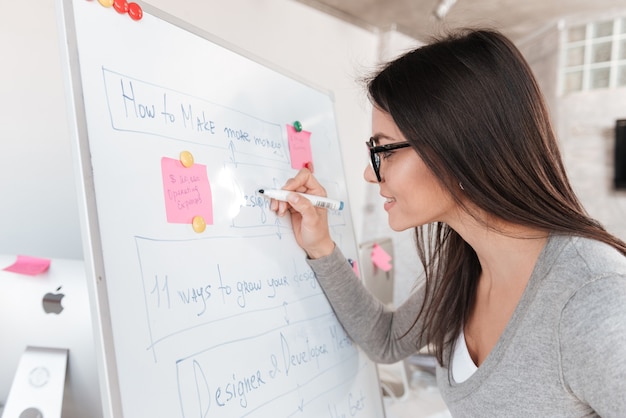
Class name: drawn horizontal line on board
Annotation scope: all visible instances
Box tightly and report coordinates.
[170,299,335,362]
[134,231,293,243]
[133,226,347,244]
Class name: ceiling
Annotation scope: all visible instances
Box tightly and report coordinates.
[294,0,626,43]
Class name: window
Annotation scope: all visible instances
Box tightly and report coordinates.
[561,16,626,94]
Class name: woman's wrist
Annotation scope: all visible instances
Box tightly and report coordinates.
[306,240,336,260]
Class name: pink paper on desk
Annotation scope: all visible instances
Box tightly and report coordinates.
[371,243,392,272]
[3,255,51,276]
[161,157,213,224]
[286,124,313,170]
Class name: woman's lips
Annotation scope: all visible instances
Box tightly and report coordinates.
[383,196,396,211]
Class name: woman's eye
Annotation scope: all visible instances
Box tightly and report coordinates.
[381,151,395,159]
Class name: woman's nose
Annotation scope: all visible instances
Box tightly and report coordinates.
[364,164,378,183]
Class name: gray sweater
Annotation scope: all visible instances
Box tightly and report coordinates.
[307,234,626,417]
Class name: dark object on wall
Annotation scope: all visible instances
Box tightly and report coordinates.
[616,119,626,190]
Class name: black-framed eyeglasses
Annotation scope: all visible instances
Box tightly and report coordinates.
[366,137,411,182]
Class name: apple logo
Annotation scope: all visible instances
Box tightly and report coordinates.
[42,286,65,315]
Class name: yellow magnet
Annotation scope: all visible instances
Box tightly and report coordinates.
[98,0,114,7]
[180,150,194,168]
[192,215,206,233]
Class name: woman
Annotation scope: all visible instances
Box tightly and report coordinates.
[271,29,626,416]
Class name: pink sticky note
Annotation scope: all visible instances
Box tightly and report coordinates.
[371,243,392,272]
[286,124,313,170]
[3,255,51,276]
[161,157,213,224]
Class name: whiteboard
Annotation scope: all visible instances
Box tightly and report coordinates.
[58,0,385,417]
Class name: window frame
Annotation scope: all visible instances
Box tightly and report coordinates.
[560,16,626,94]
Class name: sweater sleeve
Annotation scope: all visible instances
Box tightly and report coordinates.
[306,245,428,364]
[559,274,626,417]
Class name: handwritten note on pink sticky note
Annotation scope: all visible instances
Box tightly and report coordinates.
[286,124,313,170]
[371,243,392,272]
[161,157,213,225]
[3,255,51,276]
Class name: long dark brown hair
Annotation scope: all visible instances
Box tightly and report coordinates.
[367,28,626,365]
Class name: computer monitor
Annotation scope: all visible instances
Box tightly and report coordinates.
[0,255,103,418]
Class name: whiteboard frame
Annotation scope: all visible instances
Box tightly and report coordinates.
[57,1,120,415]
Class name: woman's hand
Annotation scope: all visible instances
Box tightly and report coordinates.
[271,168,335,259]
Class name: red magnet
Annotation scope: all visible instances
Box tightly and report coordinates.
[113,0,128,13]
[128,2,143,20]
